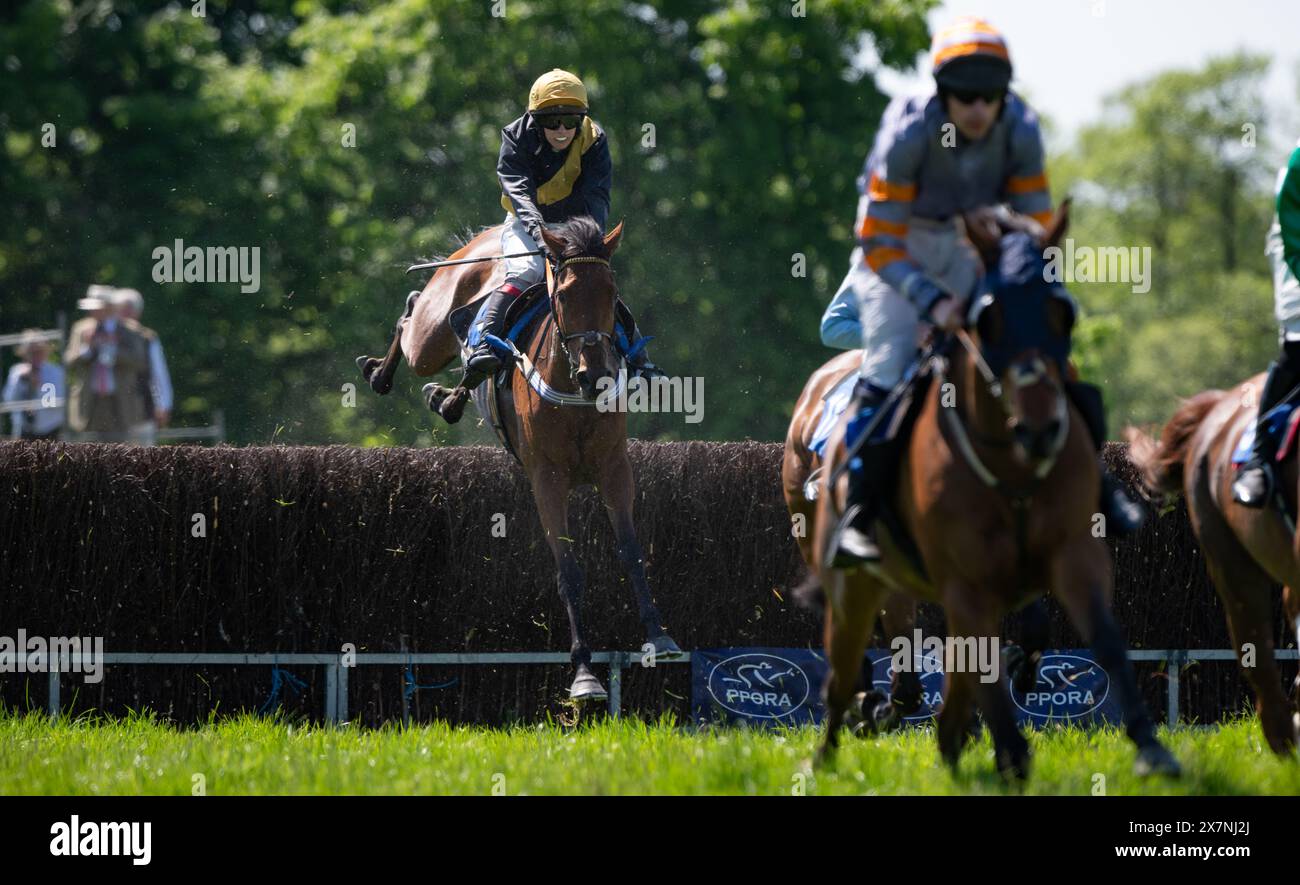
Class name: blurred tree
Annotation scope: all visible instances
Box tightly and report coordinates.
[1,0,936,445]
[1050,52,1280,432]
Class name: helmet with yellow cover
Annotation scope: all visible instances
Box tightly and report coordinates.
[527,68,589,117]
[931,17,1013,94]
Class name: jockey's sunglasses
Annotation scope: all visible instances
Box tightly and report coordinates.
[949,88,1004,106]
[538,114,584,130]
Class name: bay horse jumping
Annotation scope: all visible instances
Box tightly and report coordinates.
[805,205,1179,780]
[783,349,923,733]
[356,216,680,701]
[1127,382,1300,754]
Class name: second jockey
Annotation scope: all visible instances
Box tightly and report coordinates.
[823,17,1145,566]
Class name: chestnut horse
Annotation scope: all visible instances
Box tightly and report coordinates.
[356,217,680,701]
[805,206,1179,780]
[783,349,923,733]
[1127,382,1300,754]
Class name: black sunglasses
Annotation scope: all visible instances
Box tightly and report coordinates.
[949,88,1004,106]
[538,114,584,130]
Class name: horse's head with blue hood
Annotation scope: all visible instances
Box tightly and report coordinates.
[960,201,1078,467]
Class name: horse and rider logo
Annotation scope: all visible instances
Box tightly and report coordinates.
[696,648,1114,726]
[1011,653,1110,720]
[706,653,812,720]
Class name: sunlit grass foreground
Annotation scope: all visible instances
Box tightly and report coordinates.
[1,710,1296,796]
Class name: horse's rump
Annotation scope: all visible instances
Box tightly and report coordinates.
[403,224,508,376]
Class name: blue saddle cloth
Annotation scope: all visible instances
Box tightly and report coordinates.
[1231,401,1299,465]
[809,370,858,459]
[467,291,649,362]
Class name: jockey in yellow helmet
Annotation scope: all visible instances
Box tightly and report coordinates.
[466,69,661,382]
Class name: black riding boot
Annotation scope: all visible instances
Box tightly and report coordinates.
[465,286,517,380]
[1065,381,1145,536]
[830,381,890,567]
[614,299,665,379]
[1233,343,1300,506]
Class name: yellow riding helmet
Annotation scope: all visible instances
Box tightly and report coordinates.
[527,68,589,114]
[931,17,1012,93]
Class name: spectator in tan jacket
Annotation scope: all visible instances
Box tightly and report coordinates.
[64,285,150,442]
[112,288,173,445]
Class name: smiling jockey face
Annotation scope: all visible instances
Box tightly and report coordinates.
[528,68,589,152]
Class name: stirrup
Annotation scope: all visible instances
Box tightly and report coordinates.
[1232,460,1274,508]
[466,344,502,375]
[829,504,881,567]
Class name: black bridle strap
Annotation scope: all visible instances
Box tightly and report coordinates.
[545,255,615,374]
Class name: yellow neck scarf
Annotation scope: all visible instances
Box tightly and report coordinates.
[501,117,598,215]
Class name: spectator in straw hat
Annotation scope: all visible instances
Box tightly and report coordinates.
[64,285,149,442]
[2,329,66,440]
[112,287,173,446]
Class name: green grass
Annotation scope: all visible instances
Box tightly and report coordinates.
[1,710,1296,795]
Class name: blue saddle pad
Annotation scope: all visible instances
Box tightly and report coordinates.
[1231,401,1297,465]
[809,371,859,458]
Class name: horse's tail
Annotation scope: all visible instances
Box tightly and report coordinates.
[1124,390,1223,497]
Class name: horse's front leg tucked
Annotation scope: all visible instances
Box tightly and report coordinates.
[598,454,680,659]
[1051,537,1181,776]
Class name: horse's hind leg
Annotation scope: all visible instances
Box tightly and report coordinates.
[357,290,419,396]
[1210,556,1296,755]
[597,453,679,658]
[1285,584,1300,742]
[1051,537,1181,776]
[817,569,883,765]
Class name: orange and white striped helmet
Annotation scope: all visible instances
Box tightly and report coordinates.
[931,17,1012,92]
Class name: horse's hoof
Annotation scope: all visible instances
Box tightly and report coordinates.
[569,673,608,702]
[1003,643,1042,694]
[357,356,392,395]
[996,746,1031,784]
[646,635,683,661]
[422,382,446,412]
[1134,743,1181,778]
[423,383,465,424]
[440,388,468,424]
[940,748,962,774]
[846,690,896,737]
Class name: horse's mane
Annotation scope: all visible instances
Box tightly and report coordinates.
[417,218,604,266]
[548,216,606,259]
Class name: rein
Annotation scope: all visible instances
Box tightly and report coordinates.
[545,255,617,379]
[477,252,621,409]
[942,330,1070,495]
